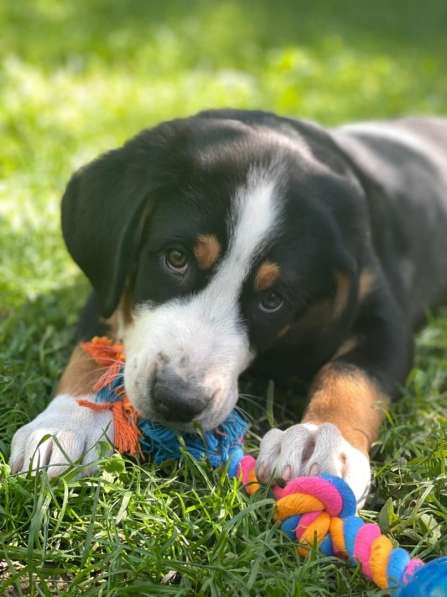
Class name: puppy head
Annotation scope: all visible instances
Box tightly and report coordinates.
[63,112,363,430]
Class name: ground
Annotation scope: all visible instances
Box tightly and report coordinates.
[1,1,447,595]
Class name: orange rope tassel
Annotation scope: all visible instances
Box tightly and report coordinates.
[93,361,123,393]
[78,398,142,456]
[79,337,141,456]
[80,336,125,368]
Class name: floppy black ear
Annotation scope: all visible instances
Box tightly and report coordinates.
[61,146,157,318]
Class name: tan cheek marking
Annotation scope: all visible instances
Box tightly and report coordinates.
[333,336,358,359]
[358,270,376,301]
[282,271,352,338]
[306,299,333,328]
[193,234,221,270]
[288,272,350,336]
[254,261,281,291]
[103,291,134,341]
[57,345,106,396]
[303,364,388,453]
[333,271,351,318]
[278,324,291,338]
[290,298,334,338]
[117,292,134,335]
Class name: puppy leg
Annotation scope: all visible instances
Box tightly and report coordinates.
[10,345,114,477]
[257,295,412,506]
[257,365,383,504]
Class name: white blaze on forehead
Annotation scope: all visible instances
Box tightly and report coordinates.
[126,167,282,352]
[140,169,283,367]
[124,167,282,428]
[203,168,281,309]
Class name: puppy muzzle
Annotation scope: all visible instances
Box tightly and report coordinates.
[150,366,209,423]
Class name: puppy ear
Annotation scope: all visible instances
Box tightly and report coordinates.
[61,147,156,318]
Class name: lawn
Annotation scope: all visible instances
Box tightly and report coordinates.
[1,0,447,594]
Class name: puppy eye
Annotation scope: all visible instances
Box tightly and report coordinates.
[259,290,284,313]
[165,248,188,274]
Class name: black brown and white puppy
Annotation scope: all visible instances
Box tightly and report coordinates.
[10,110,447,505]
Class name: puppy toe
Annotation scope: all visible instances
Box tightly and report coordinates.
[303,423,371,506]
[257,423,317,483]
[46,431,85,478]
[9,395,115,478]
[304,423,343,475]
[9,428,28,474]
[274,424,316,481]
[21,428,56,474]
[258,422,371,506]
[256,428,284,482]
[78,444,103,477]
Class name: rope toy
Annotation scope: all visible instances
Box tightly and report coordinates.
[79,337,447,596]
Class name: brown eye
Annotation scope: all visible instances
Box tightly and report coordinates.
[259,290,284,313]
[165,248,188,273]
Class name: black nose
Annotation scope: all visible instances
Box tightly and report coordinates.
[151,368,208,423]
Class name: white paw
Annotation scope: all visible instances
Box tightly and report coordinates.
[9,394,114,478]
[256,422,371,506]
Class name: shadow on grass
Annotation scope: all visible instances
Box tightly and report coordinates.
[0,279,88,451]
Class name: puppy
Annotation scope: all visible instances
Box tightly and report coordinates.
[10,109,447,505]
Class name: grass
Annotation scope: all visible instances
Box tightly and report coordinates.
[1,0,447,594]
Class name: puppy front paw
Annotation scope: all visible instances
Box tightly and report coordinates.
[9,394,114,478]
[256,422,370,506]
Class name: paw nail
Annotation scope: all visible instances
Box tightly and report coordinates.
[309,463,320,475]
[256,465,266,481]
[282,465,292,481]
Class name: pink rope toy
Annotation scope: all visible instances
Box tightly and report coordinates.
[237,456,446,596]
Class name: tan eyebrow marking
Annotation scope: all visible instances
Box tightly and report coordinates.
[193,234,221,270]
[254,260,281,291]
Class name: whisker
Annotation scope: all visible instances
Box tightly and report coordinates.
[238,394,263,406]
[234,405,254,422]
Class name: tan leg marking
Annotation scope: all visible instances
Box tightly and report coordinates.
[57,297,132,396]
[303,365,388,454]
[57,344,106,396]
[254,261,281,291]
[193,234,221,270]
